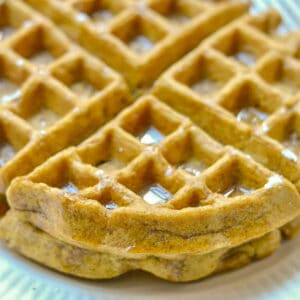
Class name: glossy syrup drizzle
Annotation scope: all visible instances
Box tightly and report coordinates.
[61,182,78,194]
[28,108,60,130]
[222,184,253,197]
[70,80,96,99]
[178,158,207,176]
[30,51,54,66]
[91,9,114,23]
[141,184,172,205]
[0,142,16,167]
[236,107,268,126]
[128,35,154,54]
[0,26,15,41]
[105,202,118,210]
[0,78,20,104]
[97,160,124,173]
[231,51,256,66]
[138,126,164,145]
[191,78,221,97]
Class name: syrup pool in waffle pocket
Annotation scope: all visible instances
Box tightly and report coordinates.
[0,0,299,283]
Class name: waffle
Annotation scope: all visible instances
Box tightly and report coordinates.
[20,0,249,89]
[0,211,281,282]
[5,94,300,256]
[0,0,300,282]
[0,0,131,193]
[153,8,300,238]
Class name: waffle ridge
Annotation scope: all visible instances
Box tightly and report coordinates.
[0,0,132,194]
[20,0,249,89]
[0,0,300,282]
[153,7,300,239]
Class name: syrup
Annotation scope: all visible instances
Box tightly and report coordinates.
[30,51,54,66]
[128,35,154,54]
[105,202,118,210]
[138,126,164,144]
[0,26,15,41]
[222,184,253,197]
[28,108,60,130]
[236,107,268,126]
[70,80,96,99]
[0,78,20,104]
[141,184,172,204]
[231,51,256,66]
[191,78,221,97]
[178,158,207,176]
[91,9,114,23]
[0,142,16,167]
[61,182,78,194]
[97,160,124,173]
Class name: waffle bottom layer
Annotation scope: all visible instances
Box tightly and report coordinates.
[0,210,284,282]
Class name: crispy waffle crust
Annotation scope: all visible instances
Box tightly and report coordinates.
[0,0,300,282]
[1,211,282,282]
[20,0,249,88]
[5,95,300,256]
[0,0,132,192]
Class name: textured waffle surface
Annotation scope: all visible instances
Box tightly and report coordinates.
[0,0,132,194]
[20,0,248,88]
[0,0,300,282]
[6,94,300,256]
[0,210,282,282]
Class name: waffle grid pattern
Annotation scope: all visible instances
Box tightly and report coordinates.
[20,0,249,89]
[0,0,132,193]
[6,93,300,256]
[154,9,300,192]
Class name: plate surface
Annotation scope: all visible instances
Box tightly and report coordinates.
[1,1,300,299]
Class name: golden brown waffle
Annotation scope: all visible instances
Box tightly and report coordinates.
[154,9,300,174]
[1,0,300,283]
[0,0,131,193]
[153,8,300,238]
[20,0,249,88]
[0,211,281,282]
[5,94,300,256]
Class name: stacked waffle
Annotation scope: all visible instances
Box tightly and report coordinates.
[0,0,300,282]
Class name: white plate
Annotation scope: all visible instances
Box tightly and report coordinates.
[0,235,300,300]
